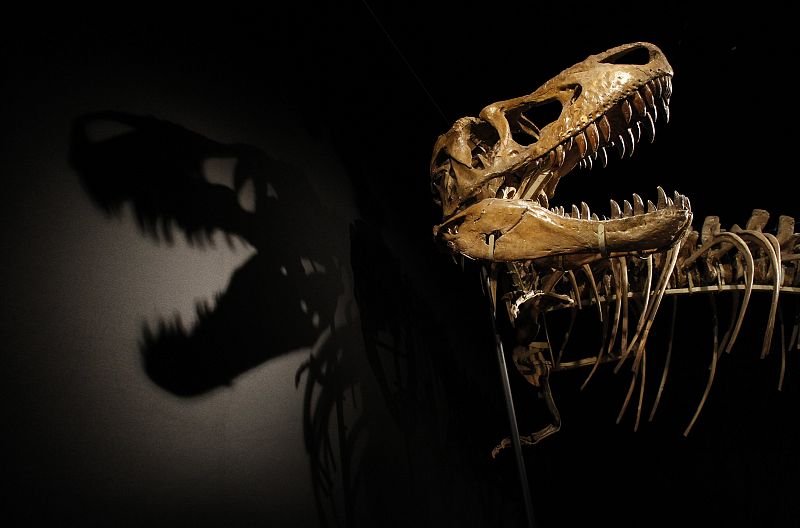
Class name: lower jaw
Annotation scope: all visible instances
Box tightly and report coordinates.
[437,198,692,264]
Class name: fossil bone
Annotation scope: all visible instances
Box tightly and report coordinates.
[430,42,800,455]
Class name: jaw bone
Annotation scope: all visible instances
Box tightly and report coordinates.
[431,42,681,263]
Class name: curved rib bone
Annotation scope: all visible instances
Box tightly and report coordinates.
[733,228,781,358]
[683,232,755,354]
[648,296,678,421]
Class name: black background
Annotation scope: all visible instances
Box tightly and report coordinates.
[2,3,799,527]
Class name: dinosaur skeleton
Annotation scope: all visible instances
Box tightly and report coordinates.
[430,42,800,457]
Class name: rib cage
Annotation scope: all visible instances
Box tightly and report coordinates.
[492,209,800,454]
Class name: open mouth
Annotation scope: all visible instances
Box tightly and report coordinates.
[431,43,690,265]
[432,74,690,264]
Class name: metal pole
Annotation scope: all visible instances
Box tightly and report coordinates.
[482,266,537,528]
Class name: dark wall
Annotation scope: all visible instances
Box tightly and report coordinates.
[2,3,798,527]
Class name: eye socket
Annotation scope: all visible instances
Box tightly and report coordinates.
[509,99,563,146]
[468,121,500,168]
[599,45,651,65]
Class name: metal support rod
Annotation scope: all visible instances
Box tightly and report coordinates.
[482,266,537,528]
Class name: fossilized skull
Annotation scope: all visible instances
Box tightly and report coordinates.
[431,42,691,265]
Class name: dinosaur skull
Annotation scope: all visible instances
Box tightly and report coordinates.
[431,42,691,265]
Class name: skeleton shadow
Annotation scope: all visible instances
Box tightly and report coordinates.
[69,110,345,395]
[69,111,391,527]
[69,111,526,526]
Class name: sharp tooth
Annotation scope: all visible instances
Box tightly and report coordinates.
[599,147,608,168]
[633,193,644,215]
[555,144,565,167]
[581,202,591,219]
[591,149,598,161]
[559,206,565,216]
[616,135,626,158]
[623,199,633,217]
[684,196,691,211]
[591,213,600,221]
[633,121,642,143]
[651,78,662,99]
[586,123,600,152]
[660,97,670,123]
[673,190,681,206]
[643,113,656,143]
[564,136,574,153]
[578,159,585,169]
[572,204,581,219]
[586,155,593,170]
[575,132,588,157]
[664,77,673,101]
[642,84,658,122]
[657,186,668,209]
[597,115,611,143]
[538,193,549,208]
[551,207,558,214]
[666,197,674,207]
[627,128,636,157]
[610,199,622,219]
[621,100,633,124]
[647,199,656,213]
[631,90,647,116]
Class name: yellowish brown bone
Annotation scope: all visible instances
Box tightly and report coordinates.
[431,42,800,455]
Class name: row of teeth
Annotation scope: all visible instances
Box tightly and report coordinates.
[530,75,672,176]
[539,186,690,220]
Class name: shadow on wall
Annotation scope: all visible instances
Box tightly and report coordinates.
[69,111,346,395]
[70,111,372,527]
[68,112,523,526]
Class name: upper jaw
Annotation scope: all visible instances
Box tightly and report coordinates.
[506,71,673,205]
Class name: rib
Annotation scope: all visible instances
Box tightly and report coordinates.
[735,229,781,358]
[683,232,755,354]
[582,264,604,322]
[630,242,681,373]
[649,296,678,421]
